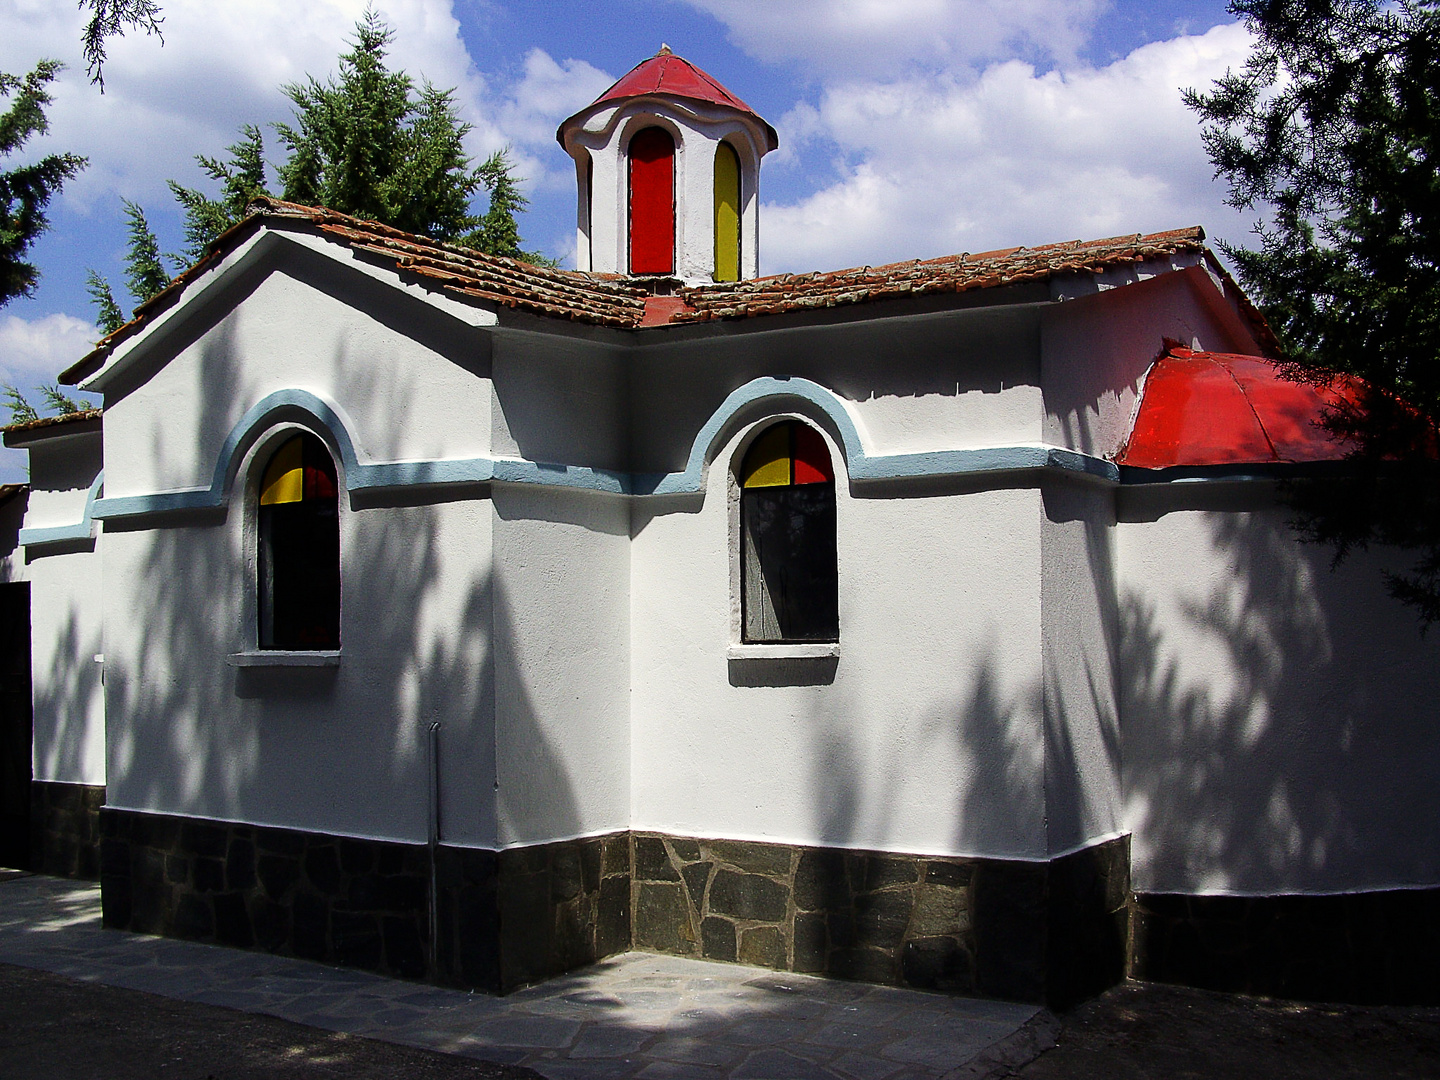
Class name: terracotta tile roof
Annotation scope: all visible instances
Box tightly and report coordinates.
[670,228,1210,323]
[62,199,649,383]
[60,207,1260,387]
[277,202,650,328]
[2,408,102,439]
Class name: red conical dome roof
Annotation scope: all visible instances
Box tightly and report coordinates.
[595,45,757,113]
[558,46,777,148]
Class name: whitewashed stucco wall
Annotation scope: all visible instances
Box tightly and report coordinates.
[23,434,105,788]
[97,249,501,846]
[629,304,1047,475]
[101,245,493,500]
[1117,483,1440,895]
[491,485,631,846]
[628,417,1049,859]
[101,485,496,846]
[1041,477,1123,857]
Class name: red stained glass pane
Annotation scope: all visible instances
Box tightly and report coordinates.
[629,127,675,275]
[303,459,336,500]
[792,423,833,484]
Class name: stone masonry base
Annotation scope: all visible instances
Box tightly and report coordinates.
[100,814,1438,1006]
[98,809,1128,1005]
[30,781,104,879]
[1131,888,1440,1005]
[631,832,1129,1009]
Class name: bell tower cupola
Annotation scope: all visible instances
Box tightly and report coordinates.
[557,46,778,284]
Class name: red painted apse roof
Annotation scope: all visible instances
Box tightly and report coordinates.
[1119,348,1360,469]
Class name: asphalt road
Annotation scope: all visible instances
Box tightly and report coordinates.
[3,959,1439,1079]
[0,962,538,1080]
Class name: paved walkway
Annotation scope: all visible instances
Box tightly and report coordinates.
[0,872,1050,1080]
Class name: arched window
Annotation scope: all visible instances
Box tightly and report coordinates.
[739,421,838,643]
[713,141,740,282]
[258,433,340,649]
[628,126,675,275]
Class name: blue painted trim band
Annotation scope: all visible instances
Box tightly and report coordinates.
[636,377,1119,493]
[83,380,1123,525]
[19,471,104,546]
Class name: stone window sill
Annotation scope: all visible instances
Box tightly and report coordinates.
[227,650,341,668]
[726,642,840,661]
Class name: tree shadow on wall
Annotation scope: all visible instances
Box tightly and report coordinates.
[1121,502,1440,896]
[1119,493,1440,999]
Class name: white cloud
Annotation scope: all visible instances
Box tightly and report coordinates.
[680,0,1105,79]
[490,49,616,193]
[0,312,98,389]
[0,312,104,482]
[759,22,1254,273]
[0,0,592,210]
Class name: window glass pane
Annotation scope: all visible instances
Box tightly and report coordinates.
[259,433,339,650]
[742,423,792,488]
[260,437,304,505]
[742,485,838,642]
[739,421,838,643]
[792,423,834,484]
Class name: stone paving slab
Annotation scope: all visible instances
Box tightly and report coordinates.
[0,872,1045,1079]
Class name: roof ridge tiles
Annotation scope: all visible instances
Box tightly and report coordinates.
[59,206,1236,386]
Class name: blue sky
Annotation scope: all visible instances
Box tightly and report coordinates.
[0,0,1248,479]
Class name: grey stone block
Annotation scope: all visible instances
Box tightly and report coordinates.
[829,946,896,984]
[681,860,711,910]
[701,916,736,962]
[304,845,342,895]
[793,912,827,973]
[902,936,973,992]
[596,875,631,958]
[635,836,681,882]
[708,839,793,877]
[553,844,584,902]
[794,849,847,912]
[636,882,693,954]
[738,925,787,968]
[257,854,300,899]
[925,860,971,887]
[855,889,912,947]
[709,870,789,922]
[670,837,703,862]
[910,882,968,936]
[853,855,919,893]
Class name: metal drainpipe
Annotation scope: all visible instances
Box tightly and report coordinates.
[427,720,442,978]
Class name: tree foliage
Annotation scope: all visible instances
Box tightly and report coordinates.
[275,10,492,243]
[1187,0,1440,622]
[80,0,163,89]
[168,124,270,261]
[0,61,87,309]
[85,11,544,335]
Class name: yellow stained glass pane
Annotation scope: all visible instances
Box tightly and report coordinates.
[742,423,791,487]
[260,437,305,505]
[714,142,740,283]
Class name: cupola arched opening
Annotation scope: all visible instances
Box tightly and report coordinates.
[628,126,676,275]
[258,432,340,649]
[739,420,839,643]
[713,141,741,282]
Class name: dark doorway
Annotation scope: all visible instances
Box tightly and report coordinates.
[0,582,32,870]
